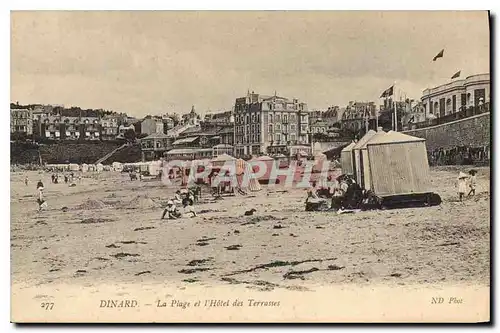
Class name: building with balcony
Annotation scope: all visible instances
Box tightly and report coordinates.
[61,117,81,140]
[40,115,100,140]
[80,117,101,140]
[11,108,33,136]
[234,91,309,157]
[100,116,120,140]
[421,73,490,118]
[140,132,171,161]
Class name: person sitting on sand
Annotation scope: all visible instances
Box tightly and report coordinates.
[467,170,477,197]
[161,200,181,219]
[182,191,197,217]
[457,172,468,202]
[173,190,182,205]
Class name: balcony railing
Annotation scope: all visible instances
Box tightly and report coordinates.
[410,103,490,130]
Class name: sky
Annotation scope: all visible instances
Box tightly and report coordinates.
[11,11,490,117]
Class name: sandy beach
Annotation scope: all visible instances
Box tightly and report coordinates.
[10,166,490,322]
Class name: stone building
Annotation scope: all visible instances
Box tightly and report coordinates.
[11,108,33,136]
[421,73,490,118]
[233,91,309,157]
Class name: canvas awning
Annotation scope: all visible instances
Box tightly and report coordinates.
[172,137,199,145]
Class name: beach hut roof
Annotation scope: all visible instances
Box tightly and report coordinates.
[357,131,387,149]
[366,131,425,146]
[353,130,377,150]
[211,153,236,162]
[274,153,287,158]
[251,155,274,161]
[341,142,356,152]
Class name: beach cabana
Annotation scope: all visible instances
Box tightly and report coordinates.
[340,142,356,176]
[352,130,377,183]
[366,131,430,197]
[210,153,236,168]
[353,128,386,190]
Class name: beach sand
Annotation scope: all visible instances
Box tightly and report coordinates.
[10,167,490,322]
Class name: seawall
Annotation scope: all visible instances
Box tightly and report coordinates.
[403,113,490,151]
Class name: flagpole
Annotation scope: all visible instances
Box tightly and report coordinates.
[393,81,397,131]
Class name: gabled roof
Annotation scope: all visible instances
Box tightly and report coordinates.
[341,142,356,152]
[366,131,425,146]
[353,130,377,150]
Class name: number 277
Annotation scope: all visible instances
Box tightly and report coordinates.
[41,303,54,310]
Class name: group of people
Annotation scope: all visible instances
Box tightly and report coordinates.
[161,188,200,220]
[457,170,478,201]
[51,172,77,184]
[306,175,363,212]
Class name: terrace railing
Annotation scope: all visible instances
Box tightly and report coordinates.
[411,103,490,130]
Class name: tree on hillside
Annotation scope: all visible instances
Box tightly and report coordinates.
[124,129,136,142]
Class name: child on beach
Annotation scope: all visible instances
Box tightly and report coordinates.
[37,187,48,212]
[457,172,468,202]
[468,170,477,197]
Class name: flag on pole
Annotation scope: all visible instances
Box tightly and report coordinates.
[432,49,444,61]
[451,70,461,79]
[380,85,394,98]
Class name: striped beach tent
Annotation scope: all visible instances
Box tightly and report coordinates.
[235,158,262,193]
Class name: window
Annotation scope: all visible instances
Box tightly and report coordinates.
[257,113,260,123]
[276,124,281,131]
[269,124,273,133]
[275,133,281,142]
[246,125,250,134]
[246,115,249,124]
[251,124,255,132]
[251,114,255,123]
[283,115,288,123]
[290,134,296,141]
[290,124,296,131]
[269,114,273,123]
[268,134,273,142]
[269,103,273,110]
[275,115,281,122]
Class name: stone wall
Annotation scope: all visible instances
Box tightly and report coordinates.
[403,113,490,151]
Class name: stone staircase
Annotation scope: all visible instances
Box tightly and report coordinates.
[94,143,128,164]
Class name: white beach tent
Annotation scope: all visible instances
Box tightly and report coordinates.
[340,142,356,176]
[112,162,123,172]
[210,153,236,168]
[352,130,377,184]
[96,163,104,173]
[366,131,430,197]
[354,128,387,190]
[81,163,89,173]
[69,163,80,171]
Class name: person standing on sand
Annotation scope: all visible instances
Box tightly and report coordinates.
[36,179,44,190]
[467,170,477,197]
[457,172,468,202]
[37,187,48,212]
[24,176,29,186]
